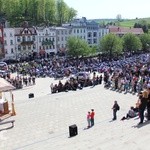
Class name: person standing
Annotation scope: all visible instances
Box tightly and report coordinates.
[87,111,91,128]
[112,101,120,120]
[138,90,148,124]
[147,88,150,121]
[91,109,95,126]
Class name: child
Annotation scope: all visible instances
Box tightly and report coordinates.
[87,111,91,128]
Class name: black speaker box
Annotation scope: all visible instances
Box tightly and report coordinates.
[29,93,34,98]
[69,124,78,137]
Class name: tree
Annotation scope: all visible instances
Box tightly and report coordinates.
[116,14,122,21]
[67,36,92,57]
[0,0,77,26]
[139,33,150,52]
[122,33,142,53]
[134,19,149,33]
[99,33,123,60]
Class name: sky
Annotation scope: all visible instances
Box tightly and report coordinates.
[64,0,150,19]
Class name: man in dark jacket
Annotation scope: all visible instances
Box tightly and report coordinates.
[147,88,150,120]
[112,101,120,120]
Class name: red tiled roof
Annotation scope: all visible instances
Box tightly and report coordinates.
[108,26,144,35]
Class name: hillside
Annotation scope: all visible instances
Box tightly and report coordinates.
[119,18,150,27]
[92,18,150,28]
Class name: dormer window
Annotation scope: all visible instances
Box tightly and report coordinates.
[46,30,48,35]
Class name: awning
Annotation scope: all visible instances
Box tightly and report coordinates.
[0,78,15,92]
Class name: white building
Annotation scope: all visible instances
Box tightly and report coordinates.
[14,27,37,59]
[3,28,15,60]
[36,27,57,57]
[55,27,70,52]
[3,18,109,60]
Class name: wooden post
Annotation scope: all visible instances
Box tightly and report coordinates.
[11,92,16,116]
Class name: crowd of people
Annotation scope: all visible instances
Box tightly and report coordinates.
[1,52,150,126]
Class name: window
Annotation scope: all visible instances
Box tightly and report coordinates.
[23,45,26,50]
[65,30,67,34]
[11,48,14,53]
[10,40,13,45]
[27,36,31,41]
[4,40,7,45]
[57,37,59,41]
[28,45,31,50]
[18,45,21,51]
[57,31,59,35]
[77,29,79,33]
[39,38,41,42]
[46,46,48,49]
[88,39,91,44]
[33,44,36,49]
[61,37,63,41]
[88,32,91,38]
[33,36,35,41]
[22,36,26,42]
[4,33,6,37]
[62,44,64,48]
[46,30,48,35]
[10,33,13,37]
[17,37,20,42]
[61,30,63,35]
[74,29,76,33]
[93,32,97,37]
[5,49,7,54]
[24,30,28,34]
[93,39,97,44]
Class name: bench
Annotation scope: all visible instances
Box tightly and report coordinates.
[0,120,15,127]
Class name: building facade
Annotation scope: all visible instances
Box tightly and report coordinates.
[0,24,4,59]
[36,27,57,57]
[3,28,15,60]
[2,18,119,60]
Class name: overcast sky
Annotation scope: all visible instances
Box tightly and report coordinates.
[64,0,150,19]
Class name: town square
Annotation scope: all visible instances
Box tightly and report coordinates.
[1,0,150,150]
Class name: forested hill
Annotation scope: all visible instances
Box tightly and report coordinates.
[0,0,77,27]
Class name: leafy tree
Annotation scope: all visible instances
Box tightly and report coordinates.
[67,36,92,57]
[99,33,123,60]
[122,33,142,53]
[0,0,77,26]
[134,20,149,33]
[139,33,150,51]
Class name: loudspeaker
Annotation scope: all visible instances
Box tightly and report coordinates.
[69,124,78,137]
[29,93,34,98]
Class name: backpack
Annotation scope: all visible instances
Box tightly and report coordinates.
[117,105,120,111]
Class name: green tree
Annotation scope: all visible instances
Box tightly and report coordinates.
[0,0,77,26]
[99,33,123,60]
[122,33,142,53]
[67,7,77,22]
[67,36,92,57]
[45,0,56,25]
[139,33,150,52]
